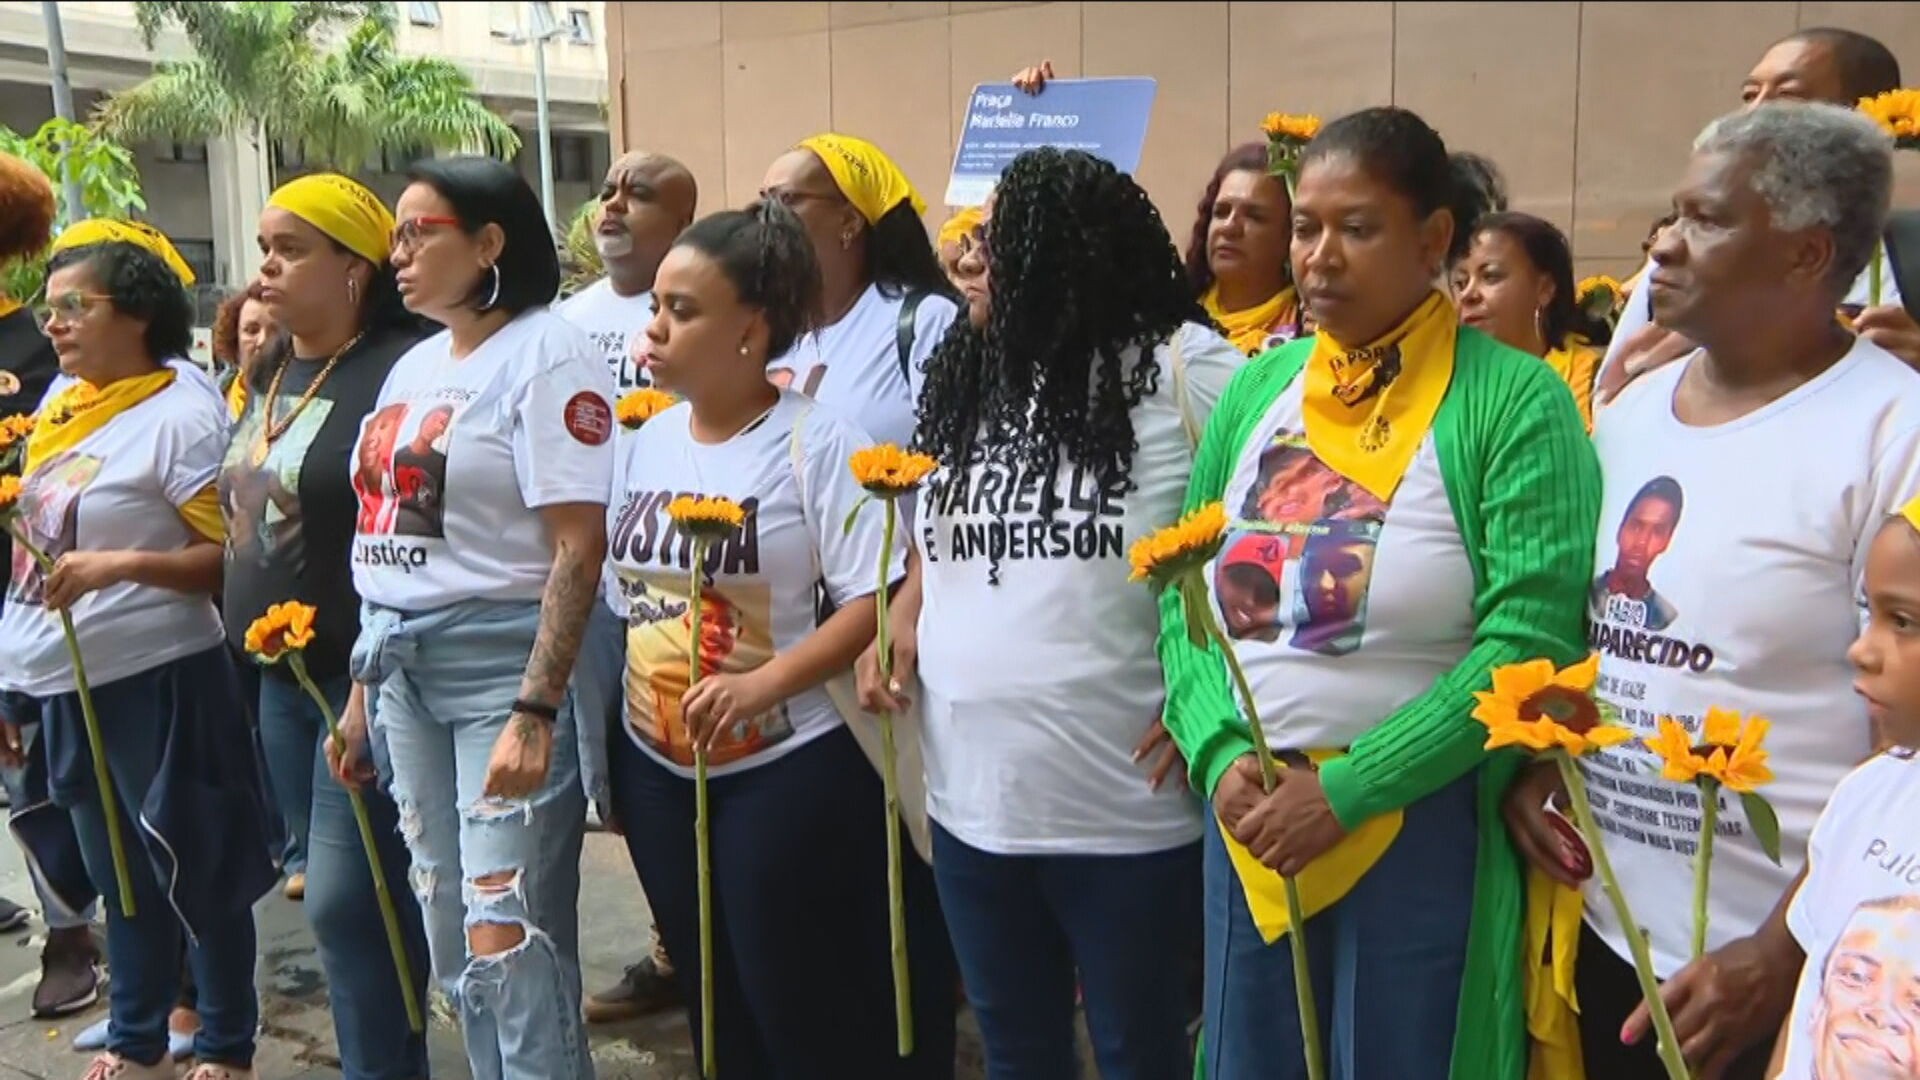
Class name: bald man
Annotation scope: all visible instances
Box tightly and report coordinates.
[1598,27,1915,401]
[558,151,697,1026]
[559,151,698,392]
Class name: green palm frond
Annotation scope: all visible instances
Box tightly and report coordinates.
[93,60,243,145]
[560,198,602,297]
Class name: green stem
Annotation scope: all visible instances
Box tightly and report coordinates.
[1692,778,1718,961]
[1188,578,1323,1080]
[875,499,913,1057]
[689,539,716,1080]
[6,522,134,917]
[289,654,423,1032]
[1872,245,1885,307]
[1554,752,1691,1080]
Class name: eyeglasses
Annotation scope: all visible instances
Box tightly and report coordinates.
[390,215,462,254]
[35,291,114,328]
[759,186,842,210]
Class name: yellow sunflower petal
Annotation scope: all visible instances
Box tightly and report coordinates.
[1488,658,1556,704]
[1551,652,1601,693]
[0,474,20,515]
[1702,706,1743,749]
[1581,725,1636,752]
[1720,746,1775,793]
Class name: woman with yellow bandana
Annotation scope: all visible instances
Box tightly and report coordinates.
[1188,143,1309,356]
[218,172,432,1080]
[0,227,278,1080]
[761,133,959,448]
[1158,108,1600,1079]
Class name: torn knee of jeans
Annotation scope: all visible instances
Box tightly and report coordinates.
[463,866,528,910]
[408,862,439,908]
[463,795,533,825]
[395,797,424,846]
[467,917,531,958]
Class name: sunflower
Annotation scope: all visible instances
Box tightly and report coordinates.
[850,444,939,499]
[1262,112,1322,142]
[1859,88,1920,147]
[0,413,32,454]
[1472,654,1632,756]
[667,495,748,541]
[616,388,676,430]
[1576,275,1624,325]
[0,474,19,515]
[244,600,317,663]
[1129,502,1228,588]
[1645,717,1710,784]
[1643,707,1775,793]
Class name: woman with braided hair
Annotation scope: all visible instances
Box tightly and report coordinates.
[860,147,1242,1077]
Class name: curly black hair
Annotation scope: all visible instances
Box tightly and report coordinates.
[675,198,823,359]
[46,241,193,360]
[867,201,958,303]
[916,148,1205,571]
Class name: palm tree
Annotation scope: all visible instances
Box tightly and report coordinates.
[97,2,519,176]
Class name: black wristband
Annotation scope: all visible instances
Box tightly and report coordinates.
[512,698,560,723]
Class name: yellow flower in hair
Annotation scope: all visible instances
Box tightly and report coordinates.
[1472,654,1632,756]
[1129,503,1228,588]
[245,601,318,663]
[1262,112,1322,142]
[850,444,938,499]
[0,474,20,515]
[0,413,33,454]
[616,388,676,430]
[1859,88,1920,146]
[667,495,747,540]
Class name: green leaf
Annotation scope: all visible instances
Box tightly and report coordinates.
[1741,791,1784,866]
[1595,698,1624,728]
[842,495,871,537]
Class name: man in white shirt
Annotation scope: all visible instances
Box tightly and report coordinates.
[556,149,698,1026]
[1598,27,1917,401]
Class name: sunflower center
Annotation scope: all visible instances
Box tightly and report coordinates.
[1523,686,1599,733]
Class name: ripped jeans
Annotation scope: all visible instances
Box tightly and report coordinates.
[354,600,592,1080]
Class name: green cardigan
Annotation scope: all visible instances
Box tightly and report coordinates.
[1160,329,1601,1080]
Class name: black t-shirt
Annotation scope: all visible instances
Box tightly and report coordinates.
[221,323,427,681]
[0,306,59,605]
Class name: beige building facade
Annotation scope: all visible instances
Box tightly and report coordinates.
[606,1,1920,278]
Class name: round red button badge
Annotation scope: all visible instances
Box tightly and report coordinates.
[563,391,613,446]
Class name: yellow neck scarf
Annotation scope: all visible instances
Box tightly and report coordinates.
[24,368,177,475]
[1302,290,1456,503]
[0,298,21,321]
[1540,339,1600,433]
[1203,284,1300,356]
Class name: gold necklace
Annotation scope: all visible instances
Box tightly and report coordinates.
[251,332,363,465]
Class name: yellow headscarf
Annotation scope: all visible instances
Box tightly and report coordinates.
[49,219,196,287]
[1302,290,1457,503]
[938,206,983,250]
[1903,490,1920,534]
[798,134,926,224]
[266,173,395,266]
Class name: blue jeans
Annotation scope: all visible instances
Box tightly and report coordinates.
[0,698,94,932]
[359,601,592,1080]
[259,669,315,877]
[259,674,431,1080]
[933,822,1200,1080]
[570,601,622,816]
[1201,774,1477,1080]
[53,649,260,1068]
[612,724,957,1079]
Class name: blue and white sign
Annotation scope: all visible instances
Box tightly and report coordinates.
[944,77,1158,207]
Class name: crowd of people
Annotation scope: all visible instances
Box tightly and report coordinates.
[0,18,1916,1080]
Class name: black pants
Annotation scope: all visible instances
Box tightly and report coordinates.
[611,724,958,1079]
[1576,922,1772,1079]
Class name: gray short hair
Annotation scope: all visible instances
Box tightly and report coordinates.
[1693,102,1892,292]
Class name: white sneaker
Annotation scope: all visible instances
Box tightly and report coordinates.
[80,1053,176,1080]
[182,1065,257,1080]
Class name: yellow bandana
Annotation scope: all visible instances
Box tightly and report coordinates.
[1302,290,1456,503]
[24,368,177,475]
[938,206,983,249]
[1203,284,1301,357]
[1903,490,1920,534]
[266,173,396,266]
[0,298,20,321]
[1541,339,1600,434]
[798,134,926,224]
[226,376,249,420]
[49,220,196,286]
[1524,872,1587,1080]
[1217,749,1404,942]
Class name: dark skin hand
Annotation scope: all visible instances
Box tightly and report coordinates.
[1215,753,1346,875]
[1857,304,1920,370]
[1133,718,1185,792]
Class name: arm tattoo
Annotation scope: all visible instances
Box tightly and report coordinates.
[524,535,597,705]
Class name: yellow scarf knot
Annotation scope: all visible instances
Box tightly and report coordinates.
[1302,290,1456,503]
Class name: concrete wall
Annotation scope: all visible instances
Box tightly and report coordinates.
[605,1,1920,278]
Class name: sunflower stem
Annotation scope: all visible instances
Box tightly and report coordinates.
[6,521,134,918]
[688,538,716,1080]
[1554,751,1691,1080]
[1691,777,1718,961]
[288,652,423,1033]
[874,499,913,1057]
[1871,245,1884,307]
[1186,571,1323,1080]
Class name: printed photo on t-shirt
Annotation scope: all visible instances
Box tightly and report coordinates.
[1802,894,1920,1078]
[354,399,461,539]
[8,452,103,606]
[221,395,332,566]
[1591,475,1685,632]
[623,571,791,768]
[1217,431,1385,656]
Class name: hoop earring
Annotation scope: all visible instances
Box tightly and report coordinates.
[1535,307,1547,347]
[480,264,502,310]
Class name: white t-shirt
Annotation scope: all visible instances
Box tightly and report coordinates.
[1779,748,1920,1080]
[350,308,616,612]
[767,283,958,448]
[1205,376,1477,753]
[0,378,227,696]
[914,322,1240,855]
[607,391,901,778]
[1582,340,1920,977]
[557,278,654,393]
[1598,251,1904,395]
